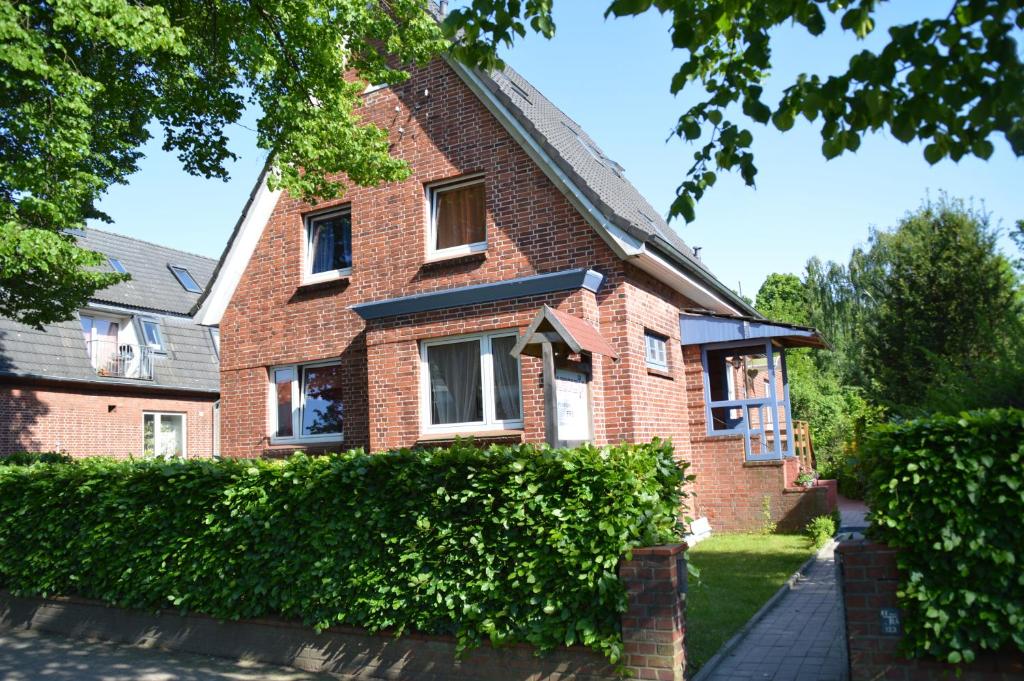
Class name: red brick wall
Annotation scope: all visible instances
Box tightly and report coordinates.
[0,382,217,459]
[218,57,623,458]
[837,539,1024,681]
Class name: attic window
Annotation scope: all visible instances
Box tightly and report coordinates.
[108,257,127,274]
[506,80,531,103]
[562,122,623,175]
[169,266,203,293]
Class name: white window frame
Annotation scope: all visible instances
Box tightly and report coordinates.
[419,330,523,435]
[140,318,165,353]
[267,359,344,445]
[644,331,669,371]
[169,266,203,293]
[425,176,487,261]
[303,207,353,285]
[143,411,187,458]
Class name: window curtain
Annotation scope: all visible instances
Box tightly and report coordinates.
[312,214,352,273]
[429,340,482,424]
[435,183,485,249]
[490,336,521,421]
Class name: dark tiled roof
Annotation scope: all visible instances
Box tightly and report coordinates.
[0,229,219,393]
[477,66,752,313]
[77,228,217,315]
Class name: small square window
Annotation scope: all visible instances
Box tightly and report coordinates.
[305,208,352,282]
[645,331,669,371]
[169,266,203,293]
[140,319,164,352]
[143,412,186,458]
[428,178,486,258]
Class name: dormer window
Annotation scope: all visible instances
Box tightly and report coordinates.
[427,177,486,260]
[169,266,203,293]
[304,207,352,283]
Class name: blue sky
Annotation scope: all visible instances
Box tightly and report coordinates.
[90,2,1022,299]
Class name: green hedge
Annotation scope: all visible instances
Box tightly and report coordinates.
[0,451,73,465]
[0,440,688,661]
[863,409,1024,664]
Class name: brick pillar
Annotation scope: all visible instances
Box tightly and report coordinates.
[837,538,1024,681]
[619,543,686,681]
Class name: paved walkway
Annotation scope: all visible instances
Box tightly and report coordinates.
[0,627,338,681]
[698,543,847,681]
[837,495,868,532]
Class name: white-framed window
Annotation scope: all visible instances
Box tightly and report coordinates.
[419,331,522,434]
[143,412,186,458]
[304,207,352,284]
[268,360,344,444]
[140,318,164,353]
[426,176,486,260]
[645,331,669,371]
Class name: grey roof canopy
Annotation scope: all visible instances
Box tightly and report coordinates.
[680,310,829,349]
[0,228,219,393]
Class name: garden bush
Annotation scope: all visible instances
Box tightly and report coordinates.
[863,409,1024,664]
[0,439,689,662]
[0,451,73,465]
[804,515,836,549]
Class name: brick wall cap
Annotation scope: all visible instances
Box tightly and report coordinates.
[629,543,687,557]
[742,459,785,468]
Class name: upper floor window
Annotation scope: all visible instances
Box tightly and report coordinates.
[305,208,352,283]
[209,328,220,358]
[270,360,344,443]
[427,177,486,259]
[169,265,203,293]
[140,318,164,353]
[420,331,522,433]
[644,331,669,371]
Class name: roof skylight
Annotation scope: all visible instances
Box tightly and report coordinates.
[169,265,203,293]
[108,257,127,274]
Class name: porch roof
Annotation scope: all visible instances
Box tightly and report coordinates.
[511,305,618,359]
[679,310,829,349]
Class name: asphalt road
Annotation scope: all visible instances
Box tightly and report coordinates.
[0,627,338,681]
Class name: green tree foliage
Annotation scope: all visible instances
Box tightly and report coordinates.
[444,1,1024,222]
[0,441,689,662]
[1,0,445,326]
[853,198,1023,413]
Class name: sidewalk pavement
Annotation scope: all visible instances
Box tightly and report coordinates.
[695,542,848,681]
[0,627,337,681]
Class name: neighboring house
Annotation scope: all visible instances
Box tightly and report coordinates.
[195,56,830,531]
[0,229,220,459]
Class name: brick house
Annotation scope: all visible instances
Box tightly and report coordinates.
[195,57,830,531]
[0,229,220,459]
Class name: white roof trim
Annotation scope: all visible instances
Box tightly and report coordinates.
[631,246,741,315]
[195,172,282,327]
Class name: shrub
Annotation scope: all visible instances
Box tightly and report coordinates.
[0,439,689,662]
[0,451,73,465]
[804,515,835,549]
[863,409,1024,664]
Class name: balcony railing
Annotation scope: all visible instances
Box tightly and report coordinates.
[85,340,154,380]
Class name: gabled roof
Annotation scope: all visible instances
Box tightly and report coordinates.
[77,228,216,315]
[195,42,758,326]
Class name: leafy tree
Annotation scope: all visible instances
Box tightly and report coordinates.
[854,197,1023,412]
[444,1,1024,221]
[1,0,444,326]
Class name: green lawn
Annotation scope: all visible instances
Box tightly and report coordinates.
[685,533,816,673]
